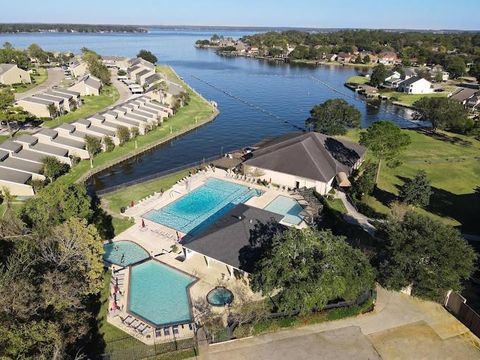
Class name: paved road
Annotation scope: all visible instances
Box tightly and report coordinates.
[110,69,133,106]
[14,68,65,100]
[203,286,480,359]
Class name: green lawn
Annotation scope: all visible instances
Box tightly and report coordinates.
[341,129,480,234]
[324,197,348,214]
[346,75,369,85]
[12,67,48,93]
[42,85,119,128]
[379,90,449,107]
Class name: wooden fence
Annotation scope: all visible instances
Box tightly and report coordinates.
[445,291,480,339]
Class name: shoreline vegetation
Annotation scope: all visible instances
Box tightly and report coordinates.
[0,23,147,33]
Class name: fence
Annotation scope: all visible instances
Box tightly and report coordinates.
[445,291,480,339]
[95,154,222,195]
[99,335,197,360]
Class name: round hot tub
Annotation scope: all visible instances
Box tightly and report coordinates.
[206,286,234,307]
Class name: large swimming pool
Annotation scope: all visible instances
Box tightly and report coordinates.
[264,196,304,225]
[103,241,150,266]
[128,260,196,326]
[144,178,262,235]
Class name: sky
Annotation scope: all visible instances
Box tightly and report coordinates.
[0,0,478,30]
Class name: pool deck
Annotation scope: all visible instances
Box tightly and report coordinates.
[107,168,309,344]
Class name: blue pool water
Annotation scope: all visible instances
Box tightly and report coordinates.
[264,196,304,225]
[128,260,196,326]
[103,241,150,266]
[144,178,262,235]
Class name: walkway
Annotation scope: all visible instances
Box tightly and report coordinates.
[203,286,480,359]
[14,68,64,100]
[335,190,376,235]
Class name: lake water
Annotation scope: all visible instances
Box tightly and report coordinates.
[0,29,428,191]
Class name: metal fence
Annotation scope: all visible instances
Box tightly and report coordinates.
[445,291,480,339]
[99,335,197,360]
[95,154,221,196]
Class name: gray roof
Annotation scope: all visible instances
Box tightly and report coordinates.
[76,119,92,126]
[183,204,283,271]
[19,97,53,106]
[105,111,118,118]
[123,113,148,122]
[0,167,31,184]
[0,149,9,161]
[14,135,38,145]
[136,69,151,78]
[78,75,102,89]
[36,128,58,139]
[450,88,479,102]
[167,81,184,96]
[144,73,162,85]
[0,140,23,153]
[0,63,16,76]
[88,126,115,136]
[132,109,154,119]
[114,107,128,113]
[137,106,157,115]
[57,123,76,133]
[45,90,71,100]
[53,136,85,149]
[245,132,366,182]
[398,75,426,87]
[113,117,140,126]
[71,130,99,139]
[13,149,45,163]
[102,121,122,129]
[130,58,155,69]
[32,143,68,156]
[34,93,64,104]
[127,65,141,74]
[52,88,80,97]
[0,157,43,174]
[90,114,106,121]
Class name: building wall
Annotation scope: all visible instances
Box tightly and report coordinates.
[0,180,34,196]
[71,63,87,78]
[69,82,100,96]
[16,100,51,118]
[243,165,333,195]
[0,67,31,85]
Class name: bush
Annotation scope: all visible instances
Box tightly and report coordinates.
[103,136,115,152]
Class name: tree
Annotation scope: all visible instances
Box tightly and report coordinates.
[363,55,371,64]
[469,60,480,82]
[349,161,377,200]
[130,127,140,139]
[84,135,102,168]
[378,211,476,301]
[359,121,411,182]
[369,64,388,87]
[249,227,375,314]
[444,56,466,78]
[27,43,48,63]
[306,99,361,135]
[413,97,470,133]
[117,69,126,76]
[137,49,157,64]
[398,170,432,207]
[41,157,69,182]
[102,136,115,152]
[47,103,58,119]
[116,126,130,145]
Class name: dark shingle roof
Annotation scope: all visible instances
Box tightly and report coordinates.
[245,132,365,182]
[0,140,23,153]
[0,167,31,184]
[183,204,283,271]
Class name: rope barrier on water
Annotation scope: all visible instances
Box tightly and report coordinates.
[190,75,306,132]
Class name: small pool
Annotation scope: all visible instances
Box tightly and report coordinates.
[103,241,150,266]
[128,260,196,326]
[207,287,234,307]
[264,196,304,225]
[144,178,262,235]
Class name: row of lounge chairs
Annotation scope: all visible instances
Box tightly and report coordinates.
[121,315,152,336]
[149,228,179,242]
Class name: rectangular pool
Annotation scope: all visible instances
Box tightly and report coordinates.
[264,195,304,225]
[144,178,262,235]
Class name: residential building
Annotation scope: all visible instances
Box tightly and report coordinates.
[0,64,31,85]
[397,76,434,94]
[69,74,102,96]
[69,59,88,78]
[337,52,353,63]
[130,58,156,70]
[135,68,155,86]
[102,56,130,70]
[430,65,450,82]
[378,51,400,65]
[450,87,480,110]
[243,132,365,194]
[16,97,55,118]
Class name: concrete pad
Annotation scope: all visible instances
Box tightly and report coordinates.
[369,321,480,360]
[207,326,380,360]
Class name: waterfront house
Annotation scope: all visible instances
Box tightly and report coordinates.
[430,65,450,81]
[0,64,31,85]
[69,74,102,96]
[130,57,156,69]
[378,51,400,65]
[450,87,480,110]
[243,132,366,194]
[397,76,434,94]
[384,68,416,89]
[135,68,155,86]
[102,55,130,70]
[337,52,353,63]
[69,59,88,78]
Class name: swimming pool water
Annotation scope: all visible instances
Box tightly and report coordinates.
[144,178,262,235]
[128,260,196,326]
[103,241,150,266]
[264,196,304,225]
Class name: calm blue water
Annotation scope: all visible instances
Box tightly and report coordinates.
[128,260,195,326]
[144,178,261,235]
[0,29,428,191]
[264,195,304,225]
[103,240,150,266]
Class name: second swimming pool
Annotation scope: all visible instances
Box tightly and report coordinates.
[144,178,262,235]
[264,195,304,225]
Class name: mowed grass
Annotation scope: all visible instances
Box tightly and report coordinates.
[42,85,119,128]
[346,75,369,85]
[341,129,480,234]
[12,67,48,93]
[379,90,449,106]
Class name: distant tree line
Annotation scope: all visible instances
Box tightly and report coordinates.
[0,23,147,33]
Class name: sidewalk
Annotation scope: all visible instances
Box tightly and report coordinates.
[335,190,376,235]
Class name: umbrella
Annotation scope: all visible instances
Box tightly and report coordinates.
[141,219,145,228]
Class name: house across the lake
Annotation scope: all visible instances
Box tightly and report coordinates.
[243,132,366,194]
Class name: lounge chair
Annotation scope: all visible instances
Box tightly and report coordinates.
[129,320,140,328]
[121,315,133,323]
[124,317,136,325]
[136,323,147,332]
[142,326,152,336]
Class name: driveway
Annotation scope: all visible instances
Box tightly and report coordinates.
[203,286,480,359]
[110,69,133,106]
[14,68,65,100]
